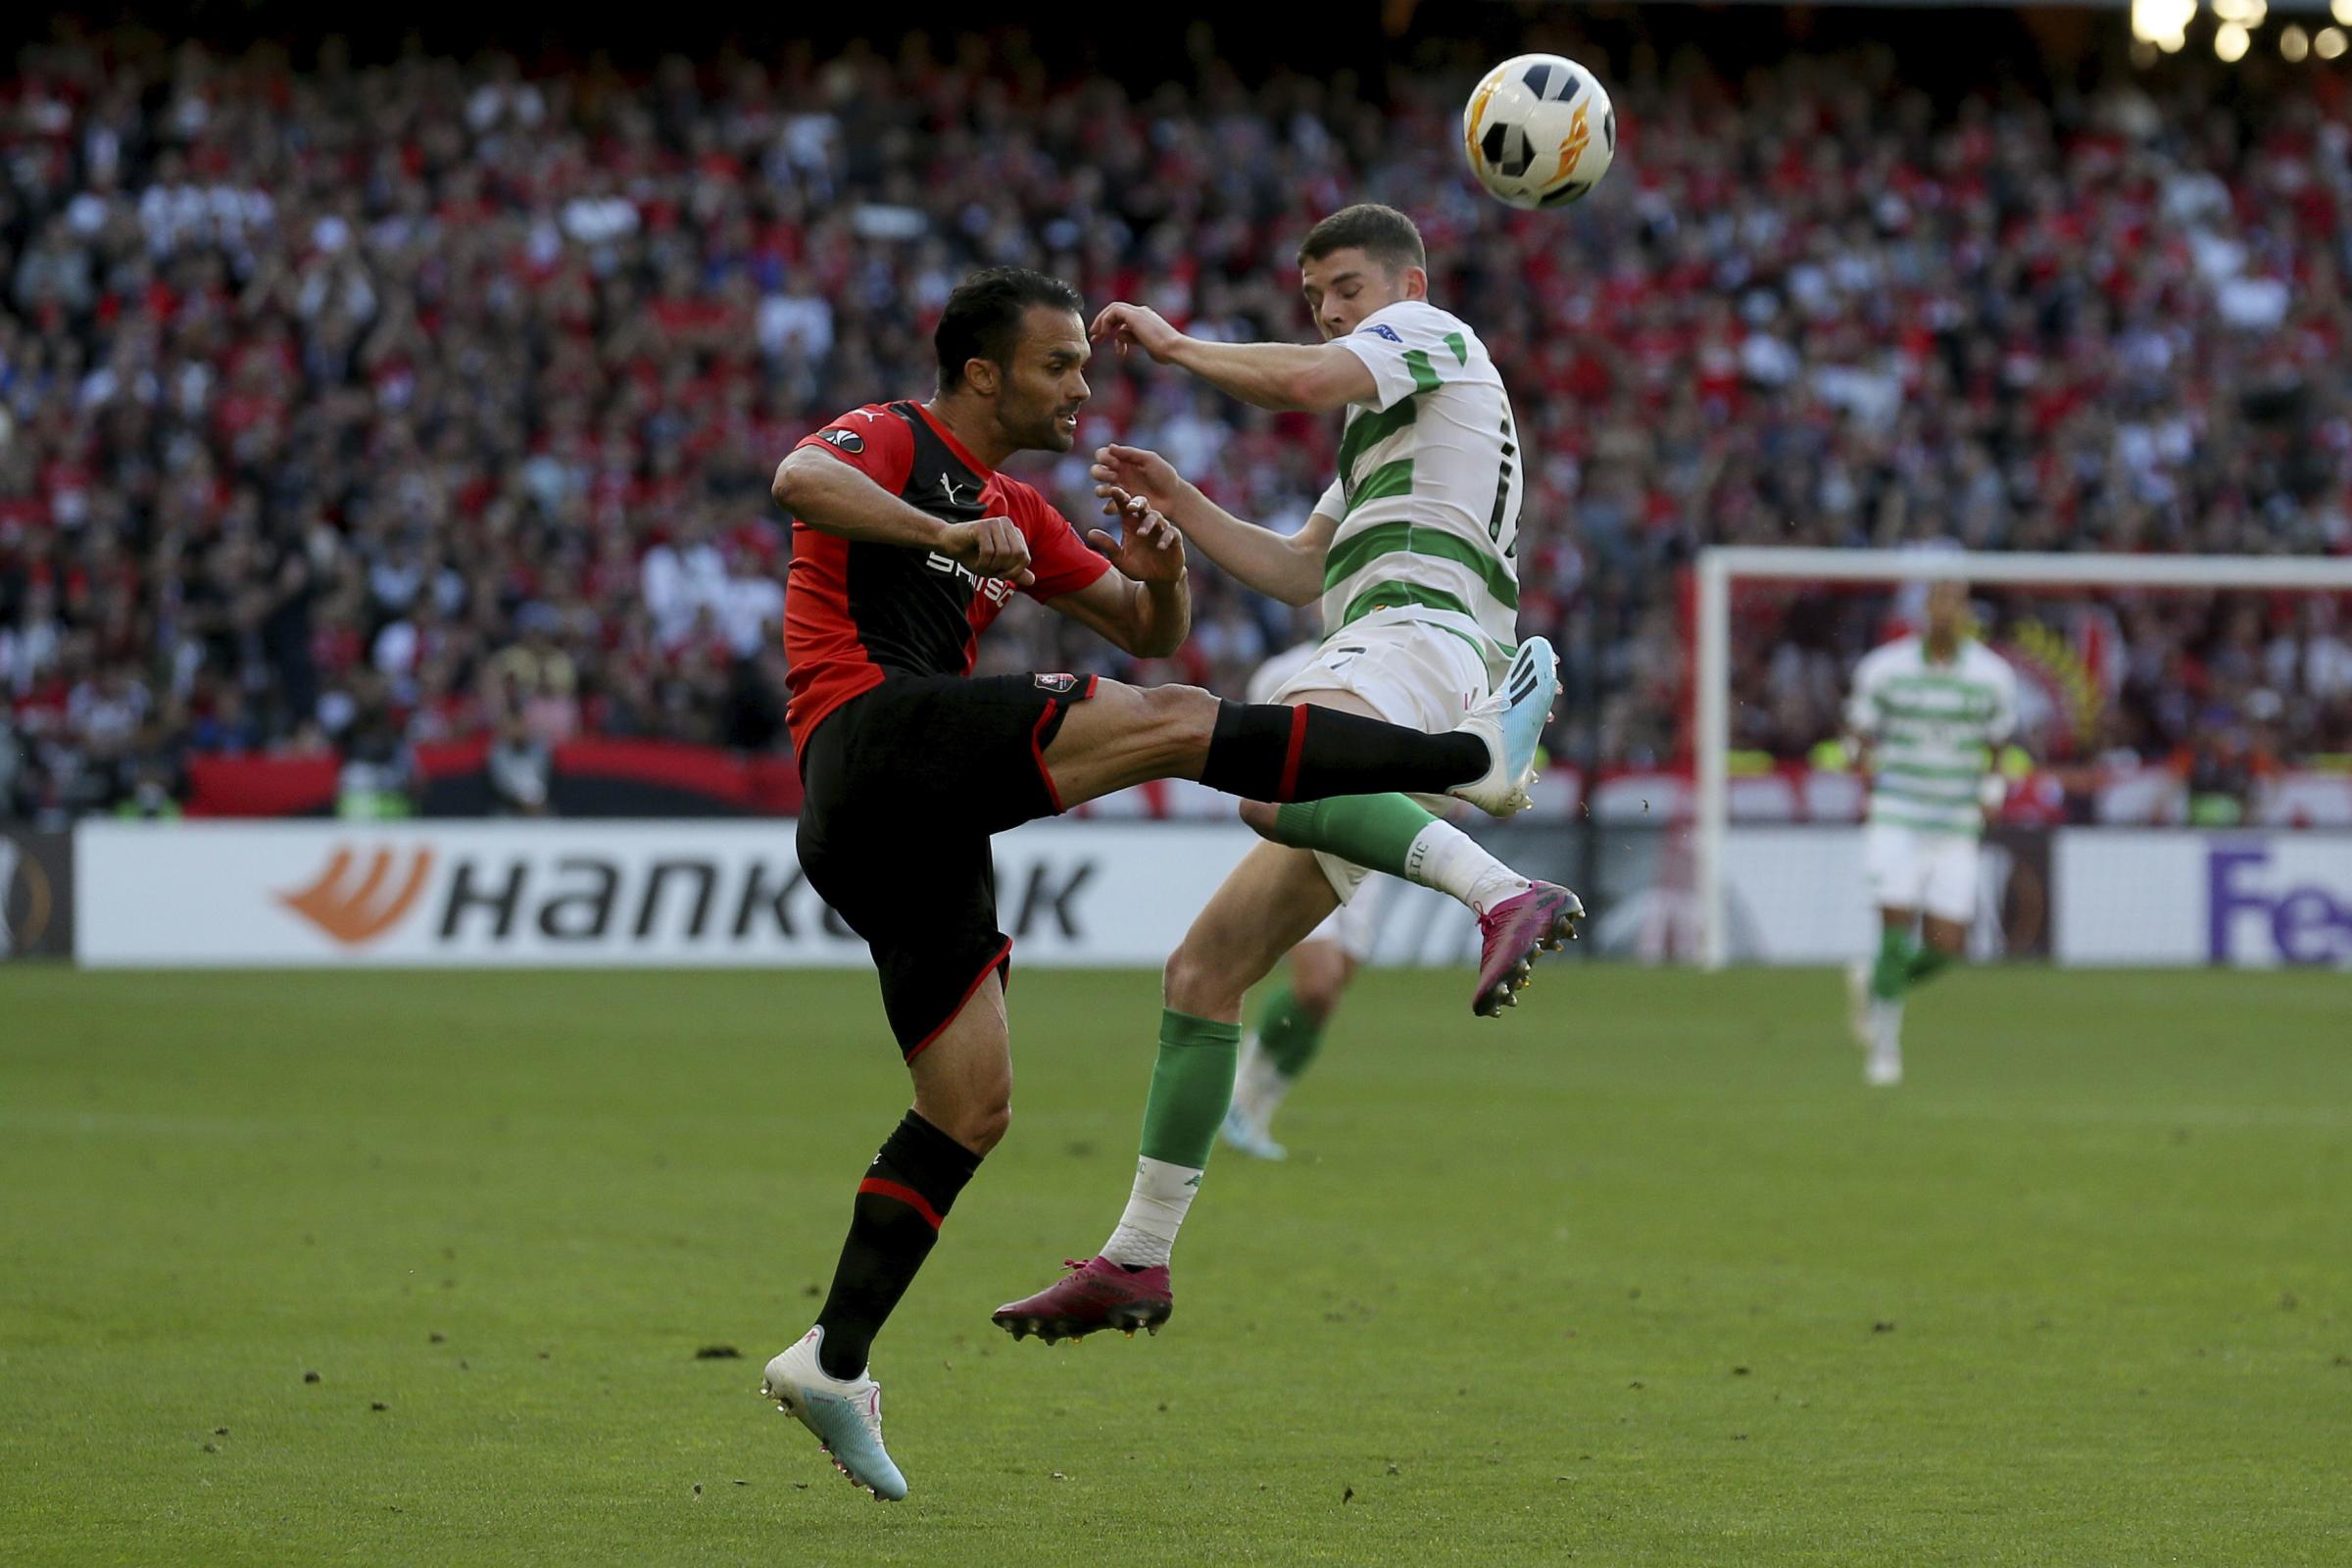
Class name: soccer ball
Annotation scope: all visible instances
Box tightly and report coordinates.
[1462,54,1617,211]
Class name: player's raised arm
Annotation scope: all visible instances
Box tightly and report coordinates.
[1040,490,1192,658]
[1090,303,1374,414]
[772,445,1035,586]
[1091,444,1334,607]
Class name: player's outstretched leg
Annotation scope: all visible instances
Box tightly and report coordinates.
[1239,642,1584,1014]
[1034,637,1560,815]
[1452,637,1565,816]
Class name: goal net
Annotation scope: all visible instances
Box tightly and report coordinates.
[1692,548,2352,970]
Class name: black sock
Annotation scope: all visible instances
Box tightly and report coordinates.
[813,1110,981,1380]
[1198,701,1487,804]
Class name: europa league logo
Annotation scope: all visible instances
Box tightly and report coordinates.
[0,836,53,957]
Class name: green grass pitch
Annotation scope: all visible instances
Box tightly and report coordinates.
[1,964,2346,1566]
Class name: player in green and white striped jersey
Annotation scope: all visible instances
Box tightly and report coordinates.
[1094,221,1522,680]
[989,207,1583,1343]
[1294,285,1522,669]
[1841,580,2022,1086]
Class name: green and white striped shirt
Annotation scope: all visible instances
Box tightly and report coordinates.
[1310,299,1521,672]
[1845,636,2020,837]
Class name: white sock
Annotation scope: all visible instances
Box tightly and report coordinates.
[1101,1155,1201,1269]
[1402,818,1530,913]
[1230,1036,1284,1122]
[1870,999,1905,1061]
[1253,1064,1297,1124]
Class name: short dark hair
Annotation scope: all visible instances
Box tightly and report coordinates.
[935,268,1085,391]
[1297,204,1427,273]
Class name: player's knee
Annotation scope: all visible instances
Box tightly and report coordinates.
[968,1098,1012,1154]
[1162,940,1243,1018]
[1133,682,1219,765]
[1160,944,1208,1009]
[1238,798,1281,837]
[939,1086,1012,1155]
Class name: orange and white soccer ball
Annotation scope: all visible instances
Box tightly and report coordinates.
[1462,54,1617,210]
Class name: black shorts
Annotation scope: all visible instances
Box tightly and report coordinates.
[796,670,1100,1056]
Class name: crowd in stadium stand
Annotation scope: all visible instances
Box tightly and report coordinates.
[2,28,2349,821]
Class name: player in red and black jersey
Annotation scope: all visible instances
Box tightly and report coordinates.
[779,396,1126,757]
[758,268,1562,1500]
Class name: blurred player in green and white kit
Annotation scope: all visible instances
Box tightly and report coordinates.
[994,204,1584,1342]
[1842,579,2021,1087]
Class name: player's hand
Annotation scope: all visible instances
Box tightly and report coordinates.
[937,516,1036,587]
[1086,490,1187,584]
[1091,444,1192,524]
[1089,302,1187,364]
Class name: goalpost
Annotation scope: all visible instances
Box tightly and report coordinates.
[1692,547,2352,970]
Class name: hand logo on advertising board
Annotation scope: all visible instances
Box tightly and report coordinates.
[276,846,436,947]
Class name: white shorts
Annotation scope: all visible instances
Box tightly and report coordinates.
[1863,822,1980,925]
[1257,618,1494,904]
[1301,872,1389,961]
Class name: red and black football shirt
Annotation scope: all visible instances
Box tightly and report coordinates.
[781,400,1111,755]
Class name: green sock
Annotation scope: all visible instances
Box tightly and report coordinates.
[1138,1008,1242,1169]
[1267,794,1434,878]
[1254,984,1327,1081]
[1871,927,1913,1002]
[1905,946,1956,988]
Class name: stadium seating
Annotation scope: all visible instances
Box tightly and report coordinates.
[2,31,2346,820]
